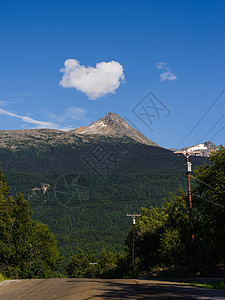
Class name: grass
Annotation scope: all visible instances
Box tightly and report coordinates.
[0,273,7,282]
[182,281,225,290]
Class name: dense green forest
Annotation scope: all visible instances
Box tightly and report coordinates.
[0,141,224,279]
[0,140,209,266]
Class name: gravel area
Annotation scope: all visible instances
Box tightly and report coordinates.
[0,280,17,287]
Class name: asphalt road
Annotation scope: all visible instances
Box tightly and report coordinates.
[0,278,225,300]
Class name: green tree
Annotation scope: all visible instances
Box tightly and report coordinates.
[0,170,14,276]
[131,206,166,274]
[10,193,33,278]
[65,249,91,278]
[125,146,225,276]
[193,146,225,266]
[97,248,117,278]
[160,190,190,264]
[28,221,62,278]
[65,248,126,278]
[125,189,191,276]
[0,169,61,278]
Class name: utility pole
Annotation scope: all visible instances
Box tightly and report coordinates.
[186,152,195,245]
[126,213,141,274]
[89,262,97,278]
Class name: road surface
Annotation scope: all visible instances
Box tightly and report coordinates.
[0,278,225,299]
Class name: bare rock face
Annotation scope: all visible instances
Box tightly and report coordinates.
[0,128,69,149]
[72,112,159,147]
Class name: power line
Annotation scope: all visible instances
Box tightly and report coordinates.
[194,194,224,209]
[190,175,219,192]
[31,192,174,202]
[209,124,225,141]
[0,198,168,207]
[190,175,223,209]
[198,113,225,144]
[176,88,225,149]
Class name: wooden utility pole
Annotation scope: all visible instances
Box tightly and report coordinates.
[186,152,195,245]
[126,213,141,274]
[89,262,97,278]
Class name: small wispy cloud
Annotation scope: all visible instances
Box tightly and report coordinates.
[63,106,87,120]
[0,108,57,128]
[47,106,88,124]
[156,62,167,70]
[0,105,89,131]
[156,62,177,81]
[60,59,125,99]
[0,99,17,107]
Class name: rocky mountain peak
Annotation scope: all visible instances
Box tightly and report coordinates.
[91,112,131,132]
[73,112,159,147]
[102,112,124,123]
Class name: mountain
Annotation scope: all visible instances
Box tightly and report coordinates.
[0,113,210,263]
[73,112,159,147]
[171,141,218,157]
[0,112,158,150]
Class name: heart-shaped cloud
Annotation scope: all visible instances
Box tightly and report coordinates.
[60,59,125,99]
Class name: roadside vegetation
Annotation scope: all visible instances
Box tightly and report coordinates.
[182,281,225,290]
[0,170,61,279]
[0,273,7,282]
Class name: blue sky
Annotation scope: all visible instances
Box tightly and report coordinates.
[0,0,224,148]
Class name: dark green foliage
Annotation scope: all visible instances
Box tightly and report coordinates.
[124,190,191,276]
[64,190,195,279]
[0,141,209,268]
[160,190,191,264]
[193,146,225,267]
[0,132,219,278]
[0,171,61,278]
[65,249,91,278]
[27,221,62,278]
[123,147,225,277]
[65,248,126,279]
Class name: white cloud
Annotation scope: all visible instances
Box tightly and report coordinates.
[156,62,177,81]
[0,99,17,106]
[0,108,57,128]
[0,106,88,132]
[47,106,87,123]
[160,70,177,81]
[156,62,167,70]
[60,59,125,99]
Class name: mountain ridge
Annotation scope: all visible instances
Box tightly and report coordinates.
[0,112,159,149]
[0,113,218,156]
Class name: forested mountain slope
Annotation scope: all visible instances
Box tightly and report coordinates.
[0,137,208,261]
[0,113,209,261]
